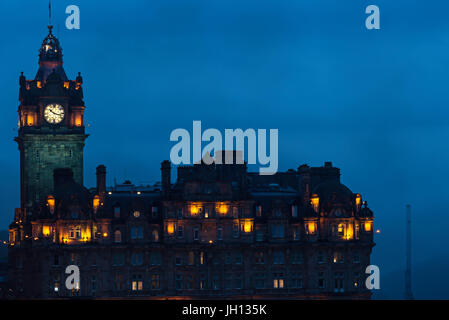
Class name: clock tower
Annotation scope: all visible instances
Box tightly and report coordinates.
[16,25,88,213]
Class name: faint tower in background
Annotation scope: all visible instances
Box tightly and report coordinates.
[405,204,414,300]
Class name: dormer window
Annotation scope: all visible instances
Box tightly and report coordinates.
[133,211,141,218]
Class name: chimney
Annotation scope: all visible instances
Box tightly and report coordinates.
[53,168,74,188]
[96,165,106,201]
[298,164,311,204]
[161,160,171,196]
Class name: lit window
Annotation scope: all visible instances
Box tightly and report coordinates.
[273,273,284,289]
[167,222,175,235]
[132,274,143,291]
[133,211,140,218]
[337,224,345,237]
[364,221,373,232]
[243,220,253,233]
[306,222,317,235]
[311,194,319,212]
[93,195,100,213]
[47,196,55,214]
[333,250,344,264]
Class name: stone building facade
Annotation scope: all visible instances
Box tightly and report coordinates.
[8,26,375,299]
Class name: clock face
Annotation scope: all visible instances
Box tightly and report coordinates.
[44,104,65,124]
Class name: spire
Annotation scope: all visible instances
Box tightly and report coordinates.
[49,0,52,26]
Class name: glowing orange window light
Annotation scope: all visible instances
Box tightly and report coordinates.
[364,221,373,232]
[64,82,70,89]
[355,194,362,207]
[190,205,199,216]
[216,203,228,215]
[42,225,51,237]
[93,195,100,212]
[167,222,175,235]
[306,222,316,235]
[37,81,42,88]
[345,223,354,240]
[26,113,35,126]
[74,113,82,127]
[311,194,319,212]
[243,220,253,233]
[47,196,55,214]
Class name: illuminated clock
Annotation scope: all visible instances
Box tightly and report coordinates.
[44,104,65,124]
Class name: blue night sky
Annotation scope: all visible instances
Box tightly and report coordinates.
[1,0,449,298]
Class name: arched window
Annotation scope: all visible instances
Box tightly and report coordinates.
[114,230,122,243]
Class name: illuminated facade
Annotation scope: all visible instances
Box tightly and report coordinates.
[8,26,375,299]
